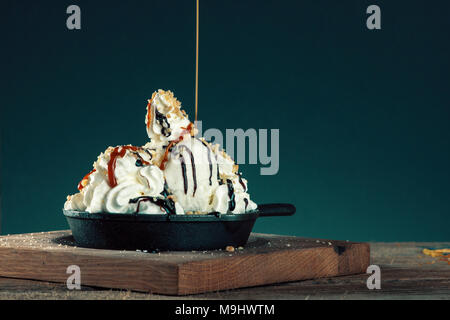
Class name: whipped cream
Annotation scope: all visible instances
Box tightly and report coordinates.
[146,90,193,149]
[65,89,257,214]
[64,145,184,214]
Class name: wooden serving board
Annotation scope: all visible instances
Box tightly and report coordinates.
[0,231,370,295]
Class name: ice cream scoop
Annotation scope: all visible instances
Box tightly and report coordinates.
[64,145,184,215]
[64,89,257,215]
[145,89,193,149]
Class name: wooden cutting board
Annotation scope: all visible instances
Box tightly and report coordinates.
[0,230,370,295]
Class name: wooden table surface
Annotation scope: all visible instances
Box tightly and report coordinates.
[0,241,448,300]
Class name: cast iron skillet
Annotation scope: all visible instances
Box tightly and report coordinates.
[63,203,295,251]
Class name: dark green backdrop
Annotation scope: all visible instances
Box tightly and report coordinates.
[1,0,449,241]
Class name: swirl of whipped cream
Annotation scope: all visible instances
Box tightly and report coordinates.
[211,179,257,214]
[64,192,86,211]
[65,146,170,214]
[210,143,257,213]
[138,166,165,196]
[145,90,192,149]
[104,182,146,213]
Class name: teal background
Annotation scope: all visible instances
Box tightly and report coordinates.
[1,0,449,241]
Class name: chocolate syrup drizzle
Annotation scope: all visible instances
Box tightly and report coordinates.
[176,145,198,196]
[154,108,171,137]
[226,179,236,212]
[179,153,189,194]
[129,196,177,215]
[133,151,150,167]
[144,148,154,160]
[200,140,213,186]
[244,198,249,211]
[238,174,247,192]
[129,182,177,215]
[161,181,172,198]
[159,123,194,171]
[215,154,222,185]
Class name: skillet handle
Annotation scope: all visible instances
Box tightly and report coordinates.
[257,203,296,217]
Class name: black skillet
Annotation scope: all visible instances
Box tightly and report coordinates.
[63,203,295,251]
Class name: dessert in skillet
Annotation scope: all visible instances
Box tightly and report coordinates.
[64,90,257,215]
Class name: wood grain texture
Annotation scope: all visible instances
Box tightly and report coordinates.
[0,241,448,299]
[0,231,369,295]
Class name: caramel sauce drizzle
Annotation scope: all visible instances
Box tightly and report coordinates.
[107,146,149,188]
[159,123,194,170]
[77,169,96,191]
[195,0,199,123]
[146,98,153,131]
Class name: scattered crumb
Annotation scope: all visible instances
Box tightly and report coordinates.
[225,246,235,252]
